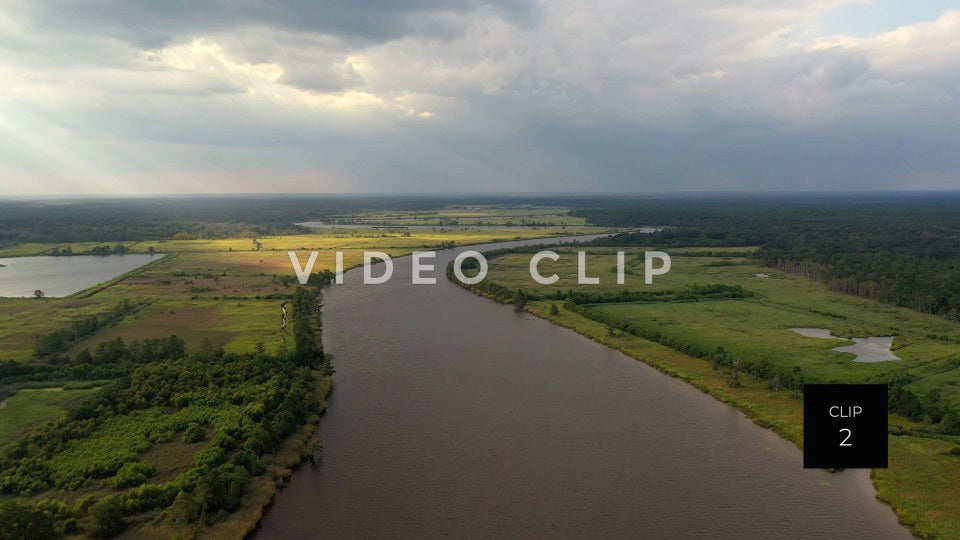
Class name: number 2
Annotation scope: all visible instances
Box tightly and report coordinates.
[839,428,852,447]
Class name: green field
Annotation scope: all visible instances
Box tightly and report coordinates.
[473,247,960,539]
[485,249,960,411]
[0,386,101,443]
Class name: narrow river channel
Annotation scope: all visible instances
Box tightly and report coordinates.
[255,235,911,539]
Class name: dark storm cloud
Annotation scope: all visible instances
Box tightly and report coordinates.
[20,0,537,48]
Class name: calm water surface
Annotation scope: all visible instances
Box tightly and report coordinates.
[257,237,911,539]
[0,254,163,297]
[792,328,900,362]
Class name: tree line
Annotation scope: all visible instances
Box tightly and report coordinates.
[33,300,144,359]
[575,195,960,320]
[0,196,591,244]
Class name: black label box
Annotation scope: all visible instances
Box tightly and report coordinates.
[803,384,888,469]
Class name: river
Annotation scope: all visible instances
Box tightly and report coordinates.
[255,235,911,539]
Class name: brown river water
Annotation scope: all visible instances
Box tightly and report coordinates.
[255,236,911,539]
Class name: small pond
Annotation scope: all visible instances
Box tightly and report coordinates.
[790,328,900,362]
[0,254,164,298]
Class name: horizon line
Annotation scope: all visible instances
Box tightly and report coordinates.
[4,189,960,200]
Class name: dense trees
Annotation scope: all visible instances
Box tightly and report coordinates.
[81,335,188,365]
[87,497,125,538]
[291,287,324,369]
[46,245,133,256]
[0,199,324,243]
[576,195,960,320]
[0,501,57,539]
[0,344,323,537]
[514,290,527,311]
[0,279,335,537]
[0,196,546,244]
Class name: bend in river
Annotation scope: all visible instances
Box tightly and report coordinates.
[256,236,911,539]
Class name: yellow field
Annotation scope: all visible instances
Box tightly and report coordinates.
[0,227,603,258]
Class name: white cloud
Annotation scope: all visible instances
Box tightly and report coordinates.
[0,1,958,193]
[142,38,437,117]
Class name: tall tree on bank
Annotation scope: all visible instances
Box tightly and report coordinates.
[291,287,323,368]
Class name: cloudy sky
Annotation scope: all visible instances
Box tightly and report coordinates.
[1,0,958,194]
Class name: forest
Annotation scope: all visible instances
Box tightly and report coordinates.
[575,194,960,319]
[0,196,600,244]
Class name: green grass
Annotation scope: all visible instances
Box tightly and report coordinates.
[876,436,960,537]
[591,299,907,380]
[0,298,126,361]
[477,248,960,539]
[487,249,960,412]
[0,387,101,443]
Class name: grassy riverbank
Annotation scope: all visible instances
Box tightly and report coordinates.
[460,247,960,539]
[527,300,959,538]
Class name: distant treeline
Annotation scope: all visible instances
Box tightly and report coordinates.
[0,198,325,243]
[0,195,616,244]
[48,245,139,256]
[575,194,960,320]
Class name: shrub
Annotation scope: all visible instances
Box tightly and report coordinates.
[0,501,58,539]
[106,461,156,490]
[182,423,206,444]
[165,491,201,526]
[86,496,125,538]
